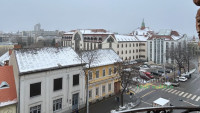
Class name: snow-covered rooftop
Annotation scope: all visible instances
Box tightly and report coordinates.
[0,99,17,107]
[133,27,153,36]
[15,47,83,73]
[0,52,9,65]
[153,98,169,106]
[115,35,138,42]
[171,35,181,40]
[158,29,172,36]
[82,49,122,68]
[136,36,148,41]
[64,29,113,35]
[79,29,113,34]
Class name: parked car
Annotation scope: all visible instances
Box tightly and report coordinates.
[140,74,150,80]
[129,60,137,64]
[158,69,171,74]
[178,77,188,82]
[165,69,172,73]
[171,82,180,87]
[144,72,154,79]
[181,72,191,79]
[151,71,162,77]
[158,69,165,73]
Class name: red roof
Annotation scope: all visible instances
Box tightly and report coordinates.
[0,66,17,106]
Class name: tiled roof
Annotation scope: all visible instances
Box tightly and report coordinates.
[82,49,122,68]
[148,30,182,41]
[15,47,83,73]
[0,66,17,107]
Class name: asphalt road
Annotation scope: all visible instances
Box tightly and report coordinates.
[134,59,200,113]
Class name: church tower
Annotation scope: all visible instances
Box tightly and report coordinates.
[141,19,145,30]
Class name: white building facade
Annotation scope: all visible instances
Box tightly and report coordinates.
[62,29,147,61]
[9,47,86,113]
[147,29,188,64]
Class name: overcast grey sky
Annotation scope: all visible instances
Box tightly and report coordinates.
[0,0,199,36]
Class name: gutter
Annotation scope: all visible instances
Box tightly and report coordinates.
[19,63,86,76]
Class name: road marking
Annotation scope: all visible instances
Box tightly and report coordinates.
[191,95,197,100]
[165,88,171,91]
[195,96,200,101]
[141,90,156,98]
[161,88,166,91]
[168,89,174,93]
[187,94,192,98]
[175,91,180,95]
[183,100,199,106]
[179,92,184,96]
[171,90,177,94]
[141,100,152,105]
[182,93,188,98]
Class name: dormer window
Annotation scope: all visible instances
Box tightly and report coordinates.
[0,81,9,89]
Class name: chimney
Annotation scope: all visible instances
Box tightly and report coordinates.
[9,49,12,55]
[4,60,9,66]
[55,43,59,47]
[14,45,22,49]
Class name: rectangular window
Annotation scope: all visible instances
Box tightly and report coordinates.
[96,87,99,96]
[53,78,62,91]
[30,105,41,113]
[73,74,79,86]
[103,69,105,77]
[89,90,92,98]
[102,85,105,94]
[108,83,111,92]
[53,98,62,112]
[114,67,117,74]
[109,68,112,75]
[96,70,99,78]
[117,44,119,48]
[88,71,92,80]
[30,82,41,97]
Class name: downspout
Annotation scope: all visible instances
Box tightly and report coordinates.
[18,76,21,113]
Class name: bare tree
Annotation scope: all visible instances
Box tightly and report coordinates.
[76,49,98,113]
[169,46,185,75]
[114,60,139,107]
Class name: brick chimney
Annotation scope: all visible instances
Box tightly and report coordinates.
[9,49,12,55]
[14,45,22,49]
[55,43,59,47]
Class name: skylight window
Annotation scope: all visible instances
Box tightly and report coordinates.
[0,81,9,89]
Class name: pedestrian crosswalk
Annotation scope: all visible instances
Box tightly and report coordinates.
[161,88,200,102]
[130,86,147,94]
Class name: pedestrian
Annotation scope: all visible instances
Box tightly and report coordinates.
[76,109,79,113]
[117,96,120,102]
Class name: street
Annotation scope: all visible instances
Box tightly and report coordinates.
[134,59,200,113]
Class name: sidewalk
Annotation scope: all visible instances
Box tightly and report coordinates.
[78,94,140,113]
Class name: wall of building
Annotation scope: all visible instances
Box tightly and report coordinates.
[9,54,86,113]
[0,104,17,113]
[85,64,119,102]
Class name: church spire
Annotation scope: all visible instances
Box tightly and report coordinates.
[141,19,145,30]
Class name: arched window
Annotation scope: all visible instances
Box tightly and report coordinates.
[107,37,114,48]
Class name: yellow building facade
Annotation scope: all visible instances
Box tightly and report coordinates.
[83,49,122,102]
[0,104,17,113]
